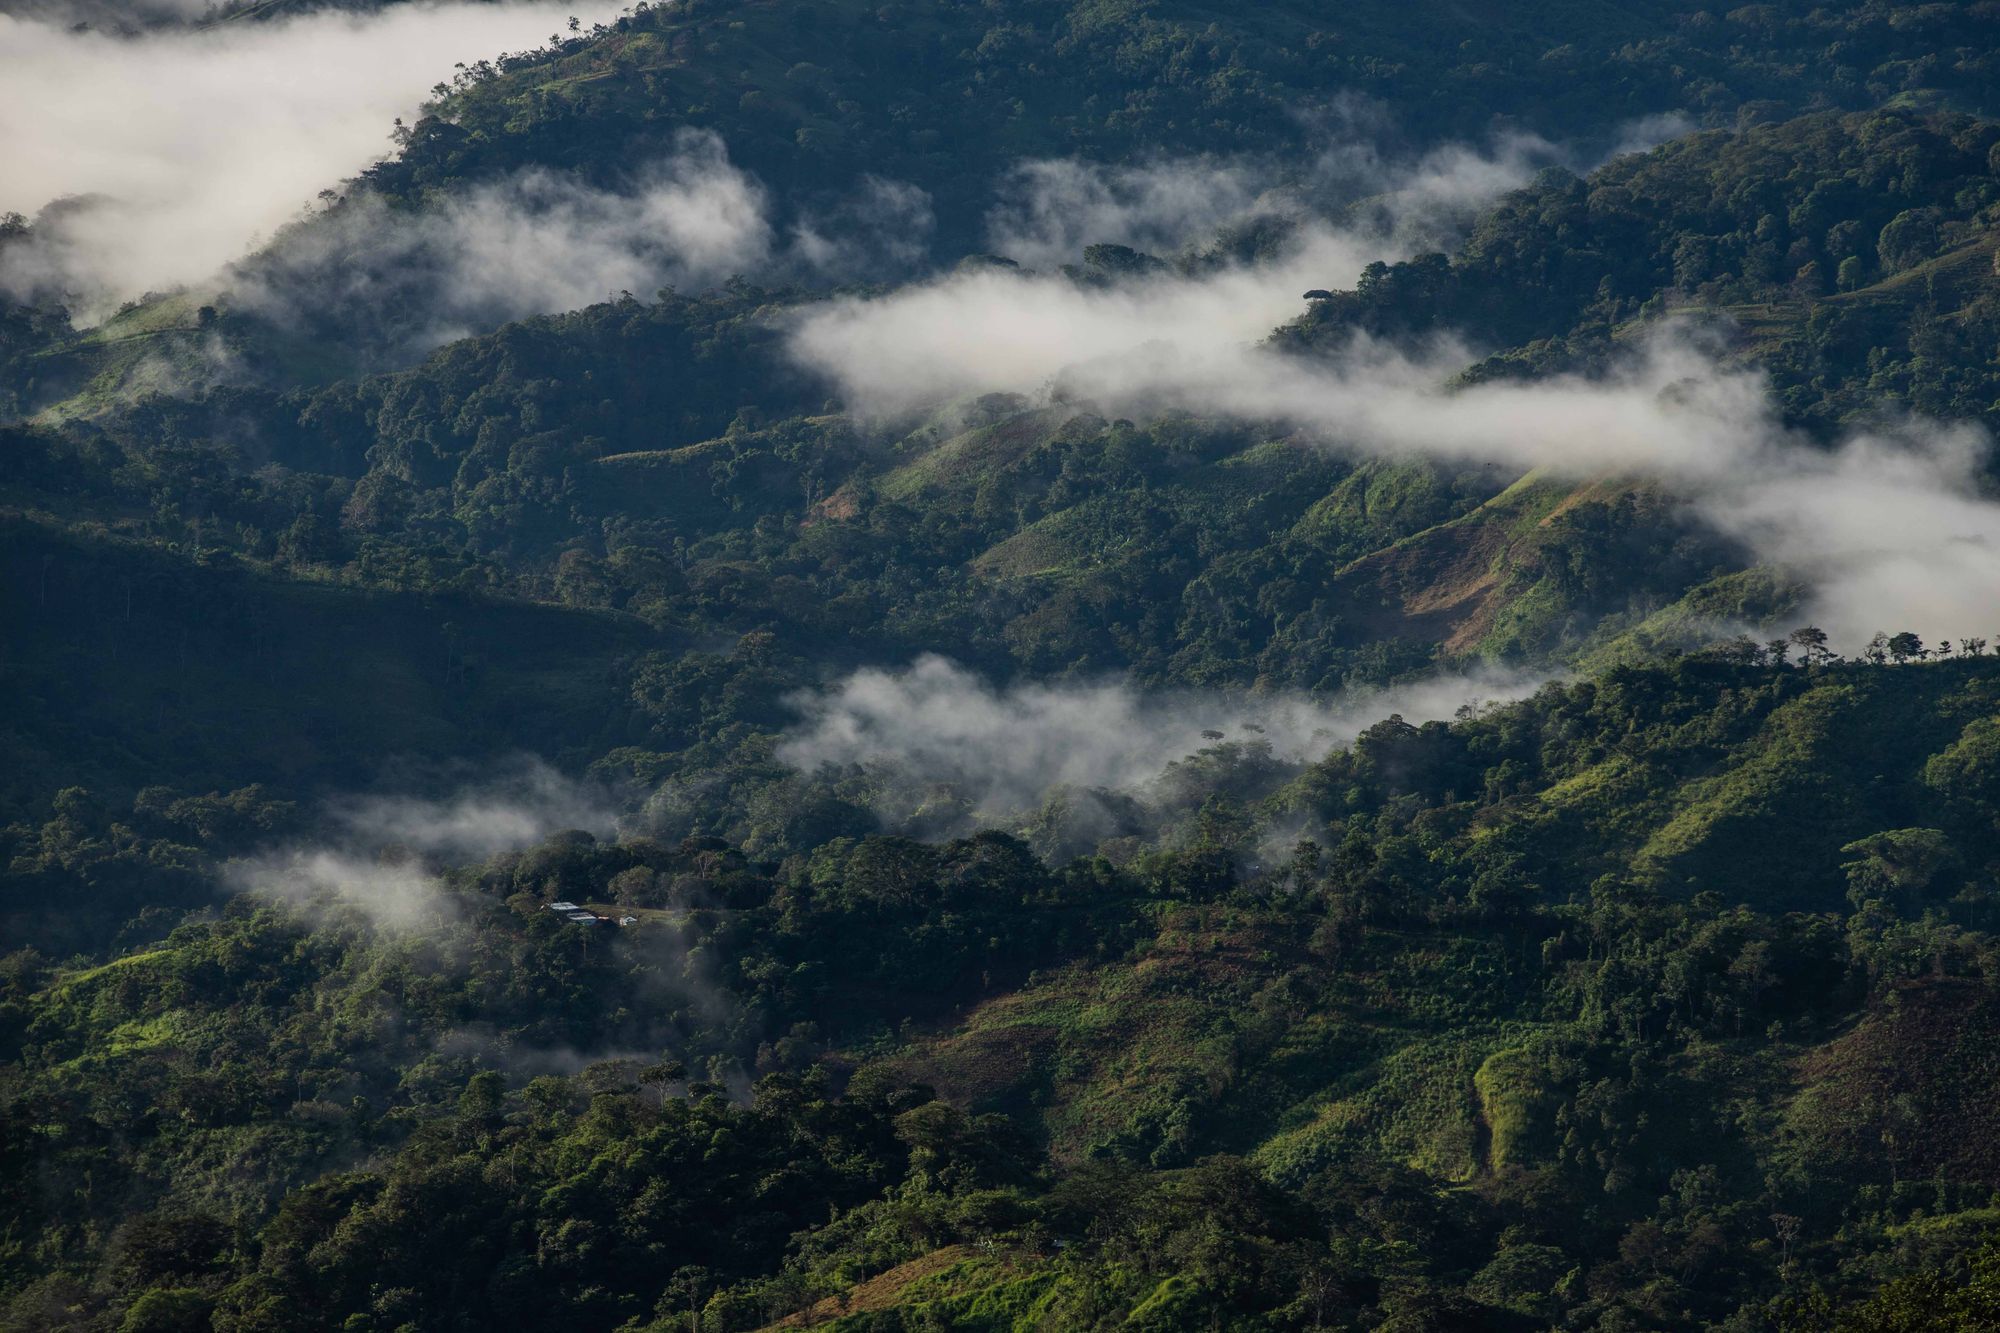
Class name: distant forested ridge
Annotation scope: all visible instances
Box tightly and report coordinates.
[368,0,2000,244]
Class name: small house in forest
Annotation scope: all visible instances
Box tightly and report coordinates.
[543,902,642,927]
[545,901,609,926]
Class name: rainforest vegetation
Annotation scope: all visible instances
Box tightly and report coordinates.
[7,0,2000,1329]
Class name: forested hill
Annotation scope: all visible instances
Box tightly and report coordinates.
[8,0,2000,1327]
[14,653,2000,1329]
[7,107,1997,805]
[1281,107,2000,432]
[370,0,2000,237]
[7,0,2000,391]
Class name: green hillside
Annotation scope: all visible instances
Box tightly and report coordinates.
[12,654,2000,1328]
[7,0,2000,1329]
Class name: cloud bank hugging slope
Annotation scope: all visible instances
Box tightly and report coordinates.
[0,1,608,317]
[235,130,775,353]
[979,119,1663,271]
[788,248,2000,650]
[226,759,614,932]
[777,654,1546,826]
[791,132,1591,416]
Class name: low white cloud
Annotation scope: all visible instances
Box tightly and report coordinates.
[227,758,614,931]
[777,653,1546,825]
[786,123,1613,419]
[238,131,773,351]
[1699,423,2000,649]
[792,176,936,278]
[787,226,1380,417]
[324,759,614,859]
[0,1,607,317]
[794,259,2000,648]
[1063,334,2000,648]
[983,114,1619,271]
[1606,111,1698,161]
[788,99,2000,660]
[229,850,452,933]
[984,158,1271,269]
[1311,129,1566,250]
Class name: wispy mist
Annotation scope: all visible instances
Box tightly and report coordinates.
[1306,128,1568,251]
[984,158,1272,270]
[788,226,1382,418]
[226,758,614,931]
[777,654,1547,833]
[792,176,936,278]
[1065,333,2000,649]
[786,127,1602,419]
[790,220,2000,650]
[228,851,454,933]
[978,113,1681,272]
[0,1,604,317]
[323,759,615,860]
[239,130,773,350]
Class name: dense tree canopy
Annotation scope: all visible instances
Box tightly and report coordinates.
[6,0,2000,1327]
